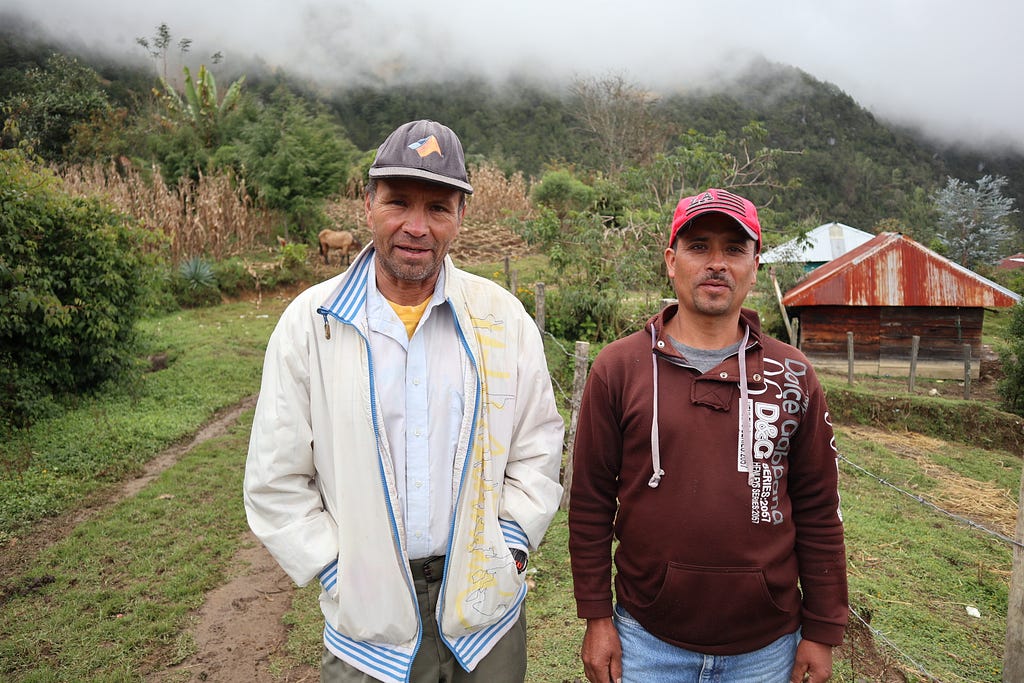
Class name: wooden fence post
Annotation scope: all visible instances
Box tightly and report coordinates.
[963,344,972,400]
[908,335,920,393]
[534,282,545,334]
[847,332,855,386]
[504,255,511,289]
[560,340,590,511]
[1005,463,1024,680]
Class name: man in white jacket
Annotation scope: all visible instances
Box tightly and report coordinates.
[243,119,565,683]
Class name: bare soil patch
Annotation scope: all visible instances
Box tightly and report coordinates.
[151,538,317,683]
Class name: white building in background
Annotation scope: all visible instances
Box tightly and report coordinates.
[760,222,875,271]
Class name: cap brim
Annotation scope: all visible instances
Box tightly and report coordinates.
[369,166,473,194]
[674,211,759,245]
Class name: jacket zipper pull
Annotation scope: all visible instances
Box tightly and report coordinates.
[320,312,331,340]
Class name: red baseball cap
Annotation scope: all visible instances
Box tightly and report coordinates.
[669,188,761,250]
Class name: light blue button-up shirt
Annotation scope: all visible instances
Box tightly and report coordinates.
[365,263,464,559]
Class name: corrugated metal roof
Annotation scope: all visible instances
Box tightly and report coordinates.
[781,232,1021,308]
[760,222,875,264]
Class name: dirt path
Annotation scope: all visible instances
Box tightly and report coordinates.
[0,397,316,682]
[151,538,317,683]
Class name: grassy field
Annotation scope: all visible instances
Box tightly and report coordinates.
[0,293,1020,681]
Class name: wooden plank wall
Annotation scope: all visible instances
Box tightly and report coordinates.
[793,305,983,366]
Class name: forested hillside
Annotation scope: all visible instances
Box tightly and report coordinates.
[3,14,1023,248]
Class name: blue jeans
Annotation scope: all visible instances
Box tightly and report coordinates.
[613,604,799,683]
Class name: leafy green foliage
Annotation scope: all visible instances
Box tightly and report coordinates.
[214,88,357,235]
[515,123,793,341]
[1,53,111,159]
[0,150,155,430]
[178,256,216,290]
[996,300,1024,415]
[530,169,595,217]
[157,64,245,147]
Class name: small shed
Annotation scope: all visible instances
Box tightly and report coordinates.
[997,253,1024,271]
[760,222,875,271]
[782,232,1021,379]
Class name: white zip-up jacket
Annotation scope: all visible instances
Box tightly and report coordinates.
[244,247,565,683]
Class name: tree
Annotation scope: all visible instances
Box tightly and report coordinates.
[569,73,672,179]
[215,88,358,235]
[933,175,1018,269]
[997,301,1024,416]
[157,64,245,146]
[0,150,157,431]
[1,53,110,159]
[136,23,192,83]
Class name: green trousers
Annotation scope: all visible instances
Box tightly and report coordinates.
[321,557,527,683]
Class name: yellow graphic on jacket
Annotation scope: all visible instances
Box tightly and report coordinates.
[452,315,517,628]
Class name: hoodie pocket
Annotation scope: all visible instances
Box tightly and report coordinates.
[636,562,793,648]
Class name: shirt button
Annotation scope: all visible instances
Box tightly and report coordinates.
[415,480,423,488]
[413,378,421,385]
[415,429,422,437]
[656,340,665,348]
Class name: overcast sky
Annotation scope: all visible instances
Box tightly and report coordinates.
[4,0,1022,153]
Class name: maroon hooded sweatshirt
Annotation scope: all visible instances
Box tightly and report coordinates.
[569,306,848,654]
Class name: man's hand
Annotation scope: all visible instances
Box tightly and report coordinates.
[789,639,834,682]
[581,617,622,683]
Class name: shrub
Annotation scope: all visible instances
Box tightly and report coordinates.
[996,301,1024,415]
[0,150,156,431]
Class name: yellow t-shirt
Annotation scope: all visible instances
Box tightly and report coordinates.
[387,297,430,339]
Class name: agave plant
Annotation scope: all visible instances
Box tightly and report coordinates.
[178,256,217,290]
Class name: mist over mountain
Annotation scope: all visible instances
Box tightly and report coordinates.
[2,4,1023,238]
[2,0,1022,154]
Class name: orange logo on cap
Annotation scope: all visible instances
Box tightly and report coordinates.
[409,135,443,159]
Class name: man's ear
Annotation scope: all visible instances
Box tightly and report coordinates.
[664,246,677,279]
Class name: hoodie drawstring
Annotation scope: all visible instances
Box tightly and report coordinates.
[648,325,665,488]
[648,323,754,490]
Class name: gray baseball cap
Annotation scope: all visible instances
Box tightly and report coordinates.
[368,120,474,194]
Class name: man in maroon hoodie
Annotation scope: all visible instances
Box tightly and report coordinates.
[568,189,848,683]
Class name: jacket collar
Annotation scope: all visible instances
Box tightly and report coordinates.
[317,246,457,325]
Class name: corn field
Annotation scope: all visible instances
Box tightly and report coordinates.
[466,161,533,223]
[58,161,271,264]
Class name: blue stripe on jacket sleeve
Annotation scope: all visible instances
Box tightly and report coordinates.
[499,517,528,550]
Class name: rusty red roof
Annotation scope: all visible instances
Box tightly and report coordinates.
[781,232,1021,308]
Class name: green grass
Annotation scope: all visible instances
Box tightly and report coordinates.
[0,291,1020,682]
[837,434,1014,682]
[0,300,282,542]
[0,417,254,680]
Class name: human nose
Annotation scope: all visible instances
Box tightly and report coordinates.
[704,247,728,270]
[402,205,430,237]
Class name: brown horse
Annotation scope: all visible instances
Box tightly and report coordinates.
[318,229,362,266]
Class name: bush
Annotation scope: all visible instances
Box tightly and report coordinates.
[996,301,1024,416]
[0,150,155,431]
